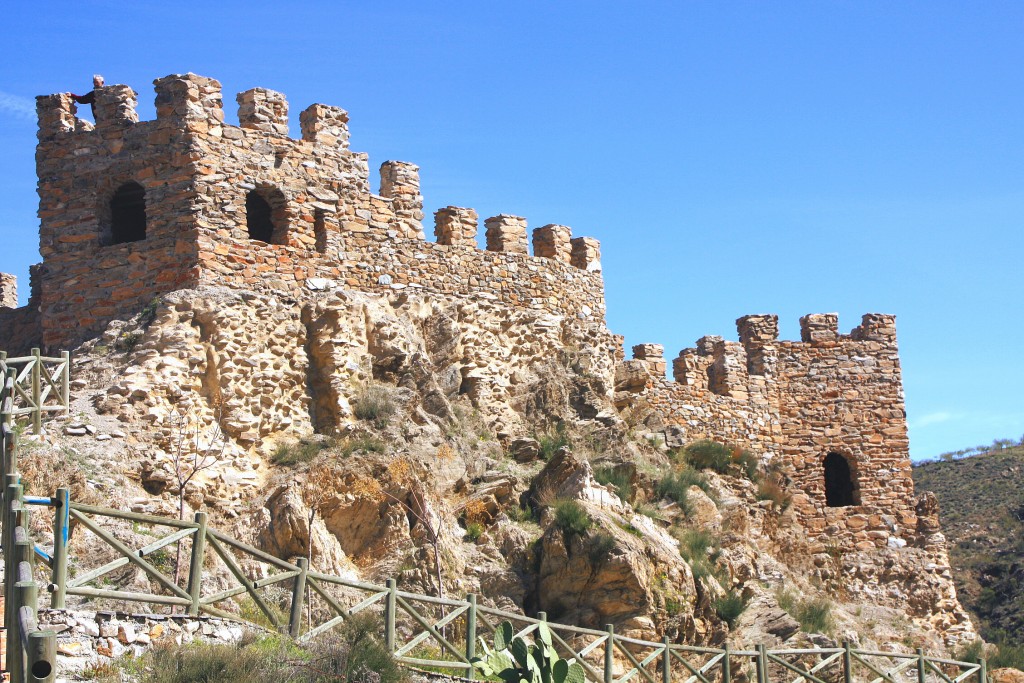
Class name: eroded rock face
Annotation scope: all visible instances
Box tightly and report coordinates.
[253,484,352,576]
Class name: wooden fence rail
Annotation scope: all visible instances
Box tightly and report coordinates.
[0,351,992,683]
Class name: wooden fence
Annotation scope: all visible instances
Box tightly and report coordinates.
[0,351,992,683]
[2,370,57,682]
[0,349,70,436]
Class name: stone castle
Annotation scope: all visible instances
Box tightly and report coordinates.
[0,73,922,558]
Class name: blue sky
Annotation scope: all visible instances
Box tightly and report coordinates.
[1,1,1021,459]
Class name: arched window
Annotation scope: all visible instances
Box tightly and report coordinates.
[245,187,287,243]
[823,452,859,507]
[109,182,147,244]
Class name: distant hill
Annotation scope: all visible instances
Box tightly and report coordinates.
[913,440,1024,646]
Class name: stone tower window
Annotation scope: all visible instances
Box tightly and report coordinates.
[823,451,859,507]
[245,187,287,243]
[108,182,147,245]
[314,209,328,253]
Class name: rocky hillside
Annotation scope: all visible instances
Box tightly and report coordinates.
[14,285,977,662]
[913,442,1024,646]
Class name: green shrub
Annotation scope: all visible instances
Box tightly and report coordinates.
[734,449,760,479]
[537,424,570,460]
[992,640,1024,669]
[684,440,759,479]
[272,438,330,467]
[353,384,397,427]
[307,612,406,683]
[146,639,290,683]
[505,504,536,523]
[465,522,484,542]
[955,639,984,663]
[594,465,633,502]
[588,532,617,565]
[553,499,591,539]
[778,590,834,635]
[338,436,386,457]
[714,592,747,628]
[656,465,710,513]
[684,440,733,473]
[114,330,143,353]
[677,529,715,561]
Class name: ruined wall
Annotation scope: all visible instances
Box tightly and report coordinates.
[0,268,44,354]
[617,313,916,551]
[28,74,604,352]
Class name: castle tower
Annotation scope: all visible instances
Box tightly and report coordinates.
[15,73,605,351]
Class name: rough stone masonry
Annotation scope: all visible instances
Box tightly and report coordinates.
[0,73,945,603]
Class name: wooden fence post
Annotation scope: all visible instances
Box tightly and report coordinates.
[51,487,70,608]
[979,658,988,683]
[3,368,17,477]
[661,635,671,683]
[605,624,615,683]
[289,557,309,638]
[5,480,23,678]
[385,578,397,652]
[723,644,731,683]
[61,350,70,412]
[756,644,768,683]
[187,512,208,616]
[843,642,853,683]
[31,347,42,435]
[917,649,927,683]
[465,594,478,680]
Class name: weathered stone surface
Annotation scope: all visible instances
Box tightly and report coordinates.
[3,72,605,353]
[991,669,1024,683]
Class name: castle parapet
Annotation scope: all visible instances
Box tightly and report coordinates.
[632,343,666,376]
[154,74,224,130]
[93,85,139,128]
[380,162,425,240]
[300,104,349,148]
[570,237,601,272]
[236,88,288,135]
[737,314,779,345]
[737,314,779,375]
[800,313,839,344]
[36,93,81,140]
[672,335,721,388]
[533,225,572,263]
[0,273,16,309]
[708,339,749,399]
[434,207,478,246]
[485,215,528,254]
[851,313,897,342]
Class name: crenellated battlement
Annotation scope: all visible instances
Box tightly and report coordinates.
[618,310,912,550]
[21,73,606,349]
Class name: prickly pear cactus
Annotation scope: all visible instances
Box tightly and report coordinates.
[472,620,586,683]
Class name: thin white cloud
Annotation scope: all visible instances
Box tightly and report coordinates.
[911,411,959,429]
[0,91,36,121]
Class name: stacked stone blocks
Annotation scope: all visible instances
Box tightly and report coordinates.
[620,312,914,552]
[1,72,605,351]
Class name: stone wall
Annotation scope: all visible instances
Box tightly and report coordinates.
[27,73,604,351]
[617,313,916,552]
[0,268,44,355]
[39,609,245,674]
